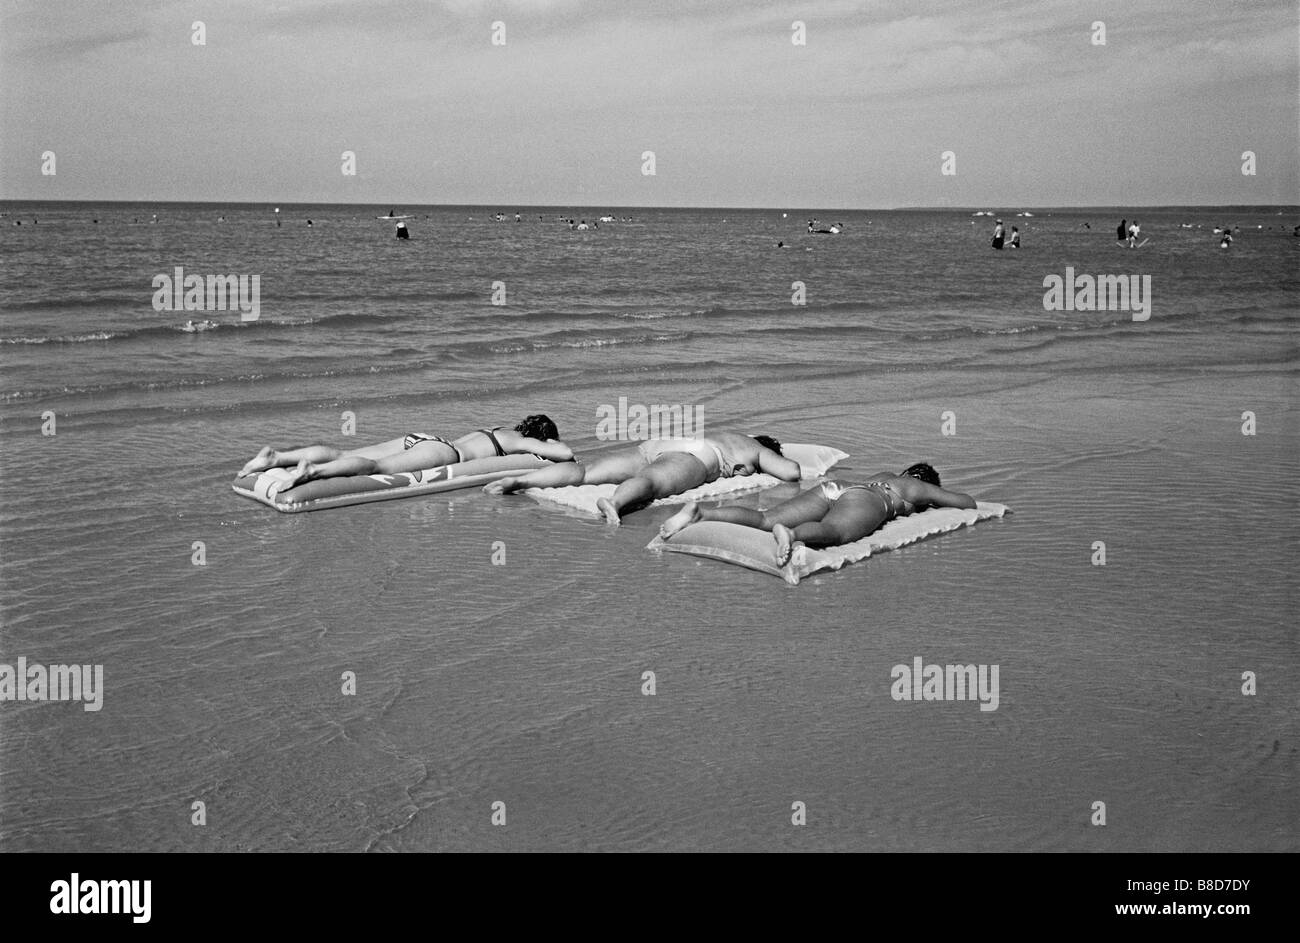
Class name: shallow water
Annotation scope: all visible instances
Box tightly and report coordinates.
[1,203,1296,850]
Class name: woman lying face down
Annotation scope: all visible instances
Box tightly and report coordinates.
[483,432,802,524]
[659,463,977,566]
[236,414,574,486]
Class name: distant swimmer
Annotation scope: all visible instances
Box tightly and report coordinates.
[182,319,218,333]
[990,219,1005,250]
[1083,222,1091,229]
[307,219,313,227]
[1220,230,1232,248]
[484,432,800,525]
[396,221,409,239]
[1009,226,1021,249]
[659,464,975,565]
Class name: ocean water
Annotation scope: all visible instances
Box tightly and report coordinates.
[1,202,1297,851]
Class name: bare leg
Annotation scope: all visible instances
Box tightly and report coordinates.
[772,492,886,565]
[693,505,768,527]
[661,485,833,539]
[239,444,343,477]
[789,496,886,548]
[485,449,643,495]
[483,461,588,494]
[289,455,378,483]
[240,436,412,477]
[659,501,704,538]
[604,453,708,524]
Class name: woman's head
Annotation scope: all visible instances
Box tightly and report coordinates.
[901,462,939,486]
[515,415,559,441]
[752,434,783,455]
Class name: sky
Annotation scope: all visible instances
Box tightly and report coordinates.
[1,0,1297,207]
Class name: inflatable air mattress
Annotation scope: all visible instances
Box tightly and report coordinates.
[525,443,849,517]
[648,501,1011,584]
[233,454,553,512]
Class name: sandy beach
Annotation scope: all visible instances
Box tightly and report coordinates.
[2,0,1297,863]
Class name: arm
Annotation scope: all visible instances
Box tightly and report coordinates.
[915,481,977,510]
[510,435,574,462]
[757,448,802,481]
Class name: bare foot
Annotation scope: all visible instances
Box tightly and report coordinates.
[283,459,315,490]
[238,446,276,477]
[483,477,516,495]
[773,524,795,566]
[659,502,701,539]
[596,497,621,525]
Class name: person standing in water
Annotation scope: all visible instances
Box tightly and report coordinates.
[990,219,1005,249]
[1117,219,1127,242]
[1009,226,1021,248]
[1127,220,1140,248]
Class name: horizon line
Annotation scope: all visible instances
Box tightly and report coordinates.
[2,199,1297,213]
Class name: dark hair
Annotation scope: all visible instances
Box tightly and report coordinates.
[752,434,783,456]
[515,414,559,441]
[901,462,939,486]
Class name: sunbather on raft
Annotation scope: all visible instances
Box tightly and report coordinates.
[659,463,976,565]
[237,415,573,486]
[483,432,801,524]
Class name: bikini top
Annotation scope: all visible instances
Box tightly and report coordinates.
[866,480,917,518]
[477,427,507,457]
[711,442,735,478]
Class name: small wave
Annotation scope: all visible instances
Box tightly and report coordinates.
[2,331,120,344]
[0,295,142,312]
[613,309,695,320]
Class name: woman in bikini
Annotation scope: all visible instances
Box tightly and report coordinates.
[484,432,802,525]
[236,415,573,486]
[659,463,976,565]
